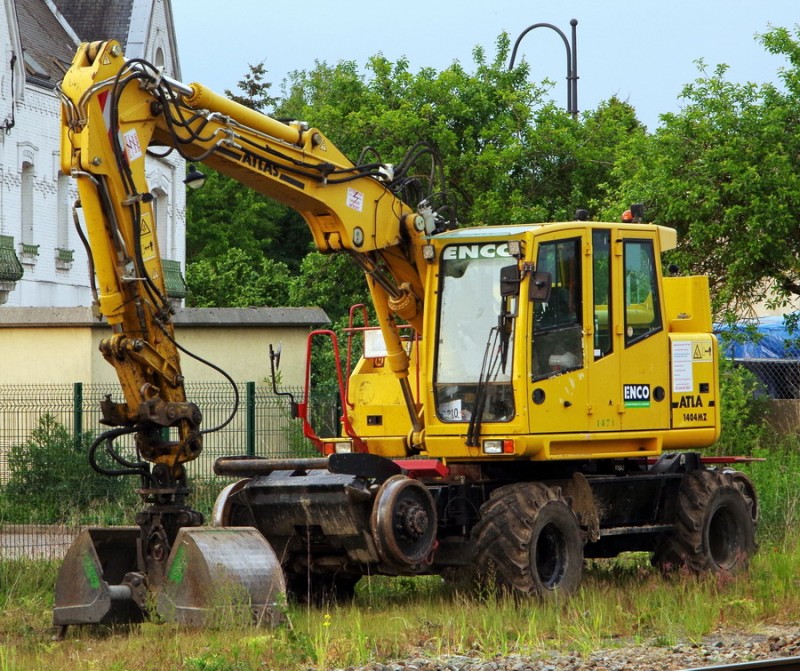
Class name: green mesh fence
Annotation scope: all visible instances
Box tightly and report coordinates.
[0,382,338,559]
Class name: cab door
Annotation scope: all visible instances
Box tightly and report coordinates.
[586,228,622,433]
[527,231,590,435]
[616,233,671,431]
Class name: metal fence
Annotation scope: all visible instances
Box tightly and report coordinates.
[734,358,800,400]
[0,382,338,559]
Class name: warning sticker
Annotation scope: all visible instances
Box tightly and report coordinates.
[692,342,713,362]
[139,213,156,261]
[672,340,693,393]
[123,129,142,162]
[347,187,364,212]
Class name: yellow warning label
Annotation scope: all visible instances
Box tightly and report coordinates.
[139,213,156,261]
[692,342,713,362]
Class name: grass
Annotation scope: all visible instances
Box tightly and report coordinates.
[2,539,800,671]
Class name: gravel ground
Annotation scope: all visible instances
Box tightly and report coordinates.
[332,625,800,671]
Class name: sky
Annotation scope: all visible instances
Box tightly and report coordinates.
[171,1,799,131]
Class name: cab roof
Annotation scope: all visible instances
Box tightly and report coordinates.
[431,221,678,251]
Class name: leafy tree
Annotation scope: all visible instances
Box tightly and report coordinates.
[1,415,133,524]
[224,61,278,112]
[185,33,661,322]
[185,62,310,270]
[185,168,309,268]
[276,35,557,226]
[606,26,800,318]
[186,247,292,307]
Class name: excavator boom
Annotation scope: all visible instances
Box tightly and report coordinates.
[54,40,454,633]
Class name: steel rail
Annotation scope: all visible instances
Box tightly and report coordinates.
[681,656,800,671]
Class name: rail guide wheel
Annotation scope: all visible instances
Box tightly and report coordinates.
[370,474,438,569]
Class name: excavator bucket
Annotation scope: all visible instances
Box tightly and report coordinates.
[53,527,286,632]
[158,527,286,626]
[53,527,144,628]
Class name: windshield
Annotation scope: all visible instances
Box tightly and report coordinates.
[435,244,515,423]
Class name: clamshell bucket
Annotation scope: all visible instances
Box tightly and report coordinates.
[158,527,286,626]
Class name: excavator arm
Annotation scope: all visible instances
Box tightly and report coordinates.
[54,40,456,632]
[59,40,451,472]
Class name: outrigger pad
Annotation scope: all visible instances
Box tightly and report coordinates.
[157,527,287,627]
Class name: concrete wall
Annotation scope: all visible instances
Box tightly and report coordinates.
[0,306,329,387]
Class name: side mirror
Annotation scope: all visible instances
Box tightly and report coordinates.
[500,265,521,298]
[529,271,552,302]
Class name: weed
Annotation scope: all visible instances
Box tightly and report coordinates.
[0,415,136,525]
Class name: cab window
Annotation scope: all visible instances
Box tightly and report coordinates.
[624,239,662,346]
[593,229,612,358]
[533,238,583,379]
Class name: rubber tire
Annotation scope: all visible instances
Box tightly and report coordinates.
[471,482,584,599]
[654,469,757,574]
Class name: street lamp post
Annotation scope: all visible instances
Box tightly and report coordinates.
[508,18,579,117]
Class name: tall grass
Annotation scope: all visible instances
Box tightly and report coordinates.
[2,540,800,670]
[738,436,800,542]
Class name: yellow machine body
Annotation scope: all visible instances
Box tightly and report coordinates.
[346,222,719,461]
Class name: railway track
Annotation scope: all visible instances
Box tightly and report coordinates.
[682,657,800,670]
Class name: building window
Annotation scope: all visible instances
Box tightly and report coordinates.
[21,160,34,246]
[153,187,171,257]
[56,171,70,249]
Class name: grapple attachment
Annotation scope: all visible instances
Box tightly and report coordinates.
[53,528,144,629]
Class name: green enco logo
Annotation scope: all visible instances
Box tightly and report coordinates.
[623,384,650,408]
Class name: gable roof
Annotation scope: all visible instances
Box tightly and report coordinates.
[14,0,79,86]
[51,0,134,49]
[16,1,180,88]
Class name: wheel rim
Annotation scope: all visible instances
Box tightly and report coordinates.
[535,521,568,589]
[707,504,741,570]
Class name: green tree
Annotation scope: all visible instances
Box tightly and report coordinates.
[186,247,292,307]
[185,61,310,270]
[607,26,800,318]
[186,35,650,315]
[224,61,278,112]
[276,35,557,226]
[185,168,309,268]
[1,415,133,524]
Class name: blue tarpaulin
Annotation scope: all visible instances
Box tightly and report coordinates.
[717,314,800,399]
[718,314,800,360]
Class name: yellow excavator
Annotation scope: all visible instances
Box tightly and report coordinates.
[53,40,757,634]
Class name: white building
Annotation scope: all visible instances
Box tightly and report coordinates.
[0,0,186,307]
